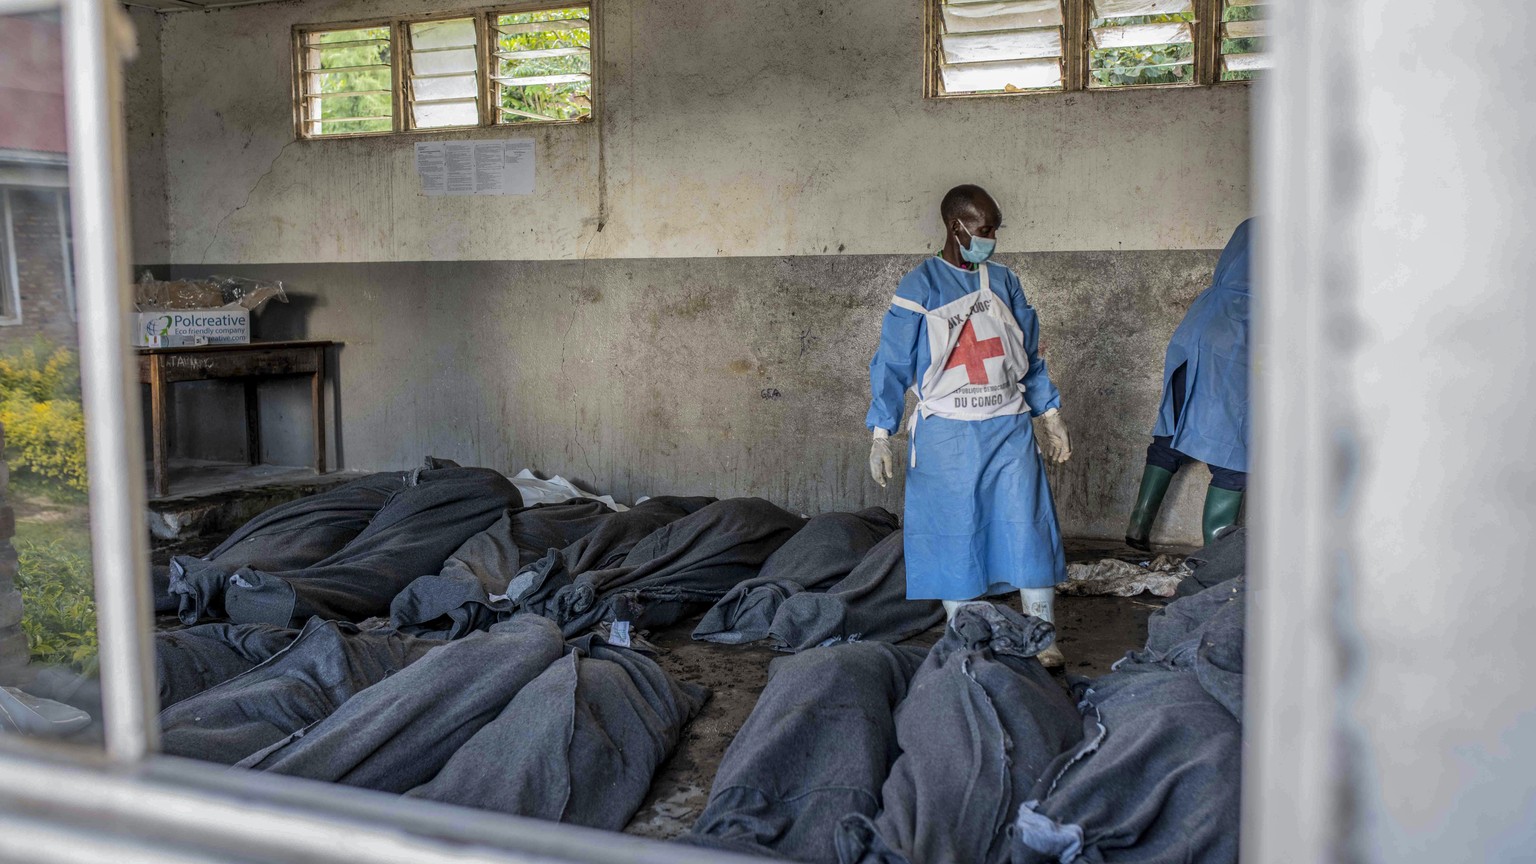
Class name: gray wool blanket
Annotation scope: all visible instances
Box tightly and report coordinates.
[693,508,900,646]
[768,530,944,653]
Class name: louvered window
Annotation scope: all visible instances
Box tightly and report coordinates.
[493,6,593,124]
[927,0,1267,97]
[1219,0,1268,80]
[405,17,481,130]
[296,25,394,137]
[1087,0,1195,88]
[293,4,594,139]
[933,1,1067,95]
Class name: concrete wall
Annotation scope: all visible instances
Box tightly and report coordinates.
[125,5,168,266]
[137,0,1254,543]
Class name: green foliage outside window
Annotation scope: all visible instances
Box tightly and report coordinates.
[16,539,96,674]
[496,7,592,123]
[0,338,96,673]
[307,27,393,135]
[1089,12,1197,88]
[0,340,86,491]
[1220,3,1263,82]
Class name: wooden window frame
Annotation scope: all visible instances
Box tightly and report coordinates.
[924,0,1245,99]
[292,2,595,142]
[400,13,488,132]
[291,17,402,141]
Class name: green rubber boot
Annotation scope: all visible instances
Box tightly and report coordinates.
[1202,486,1245,546]
[1124,465,1175,552]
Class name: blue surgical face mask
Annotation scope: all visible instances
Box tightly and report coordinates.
[957,225,996,264]
[961,236,996,264]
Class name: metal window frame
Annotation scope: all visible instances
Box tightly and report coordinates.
[924,0,1250,99]
[485,0,595,129]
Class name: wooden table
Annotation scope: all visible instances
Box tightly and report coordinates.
[137,340,334,497]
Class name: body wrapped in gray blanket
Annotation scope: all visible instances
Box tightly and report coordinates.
[836,603,1081,864]
[406,632,709,831]
[693,508,900,646]
[169,463,522,627]
[686,641,927,862]
[768,530,944,653]
[1010,577,1246,864]
[236,615,570,791]
[530,497,807,636]
[158,619,436,764]
[154,621,298,709]
[391,496,713,640]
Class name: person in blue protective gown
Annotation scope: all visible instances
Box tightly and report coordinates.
[1125,218,1253,551]
[866,184,1072,667]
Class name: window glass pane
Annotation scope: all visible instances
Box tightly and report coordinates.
[410,46,477,76]
[495,6,593,124]
[311,43,389,71]
[412,100,479,128]
[412,74,476,102]
[300,25,394,137]
[409,17,474,50]
[1087,0,1196,88]
[408,18,479,129]
[0,9,102,750]
[933,1,1065,95]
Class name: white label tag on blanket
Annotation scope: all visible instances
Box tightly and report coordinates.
[609,620,632,647]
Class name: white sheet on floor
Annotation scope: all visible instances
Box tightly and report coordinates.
[1058,556,1189,598]
[509,470,628,512]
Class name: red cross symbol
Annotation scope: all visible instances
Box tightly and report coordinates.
[945,319,1004,385]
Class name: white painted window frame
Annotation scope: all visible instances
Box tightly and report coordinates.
[0,0,1340,860]
[0,188,22,325]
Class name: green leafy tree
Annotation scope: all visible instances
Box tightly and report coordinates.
[309,27,393,134]
[496,8,592,123]
[1089,12,1197,88]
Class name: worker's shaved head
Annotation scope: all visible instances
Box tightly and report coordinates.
[940,184,1001,231]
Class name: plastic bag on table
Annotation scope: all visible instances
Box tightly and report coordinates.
[209,275,288,313]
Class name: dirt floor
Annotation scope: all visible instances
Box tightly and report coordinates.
[623,540,1182,840]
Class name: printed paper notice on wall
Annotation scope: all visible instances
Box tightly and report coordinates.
[415,140,535,196]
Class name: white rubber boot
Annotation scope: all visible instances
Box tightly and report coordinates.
[1020,587,1064,669]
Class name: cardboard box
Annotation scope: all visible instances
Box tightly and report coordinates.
[134,308,250,348]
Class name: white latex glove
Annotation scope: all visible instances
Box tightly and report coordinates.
[870,429,894,487]
[1035,408,1071,464]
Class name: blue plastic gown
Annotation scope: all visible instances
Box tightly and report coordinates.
[866,258,1066,598]
[1154,219,1254,473]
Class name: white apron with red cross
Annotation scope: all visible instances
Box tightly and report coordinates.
[892,265,1032,437]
